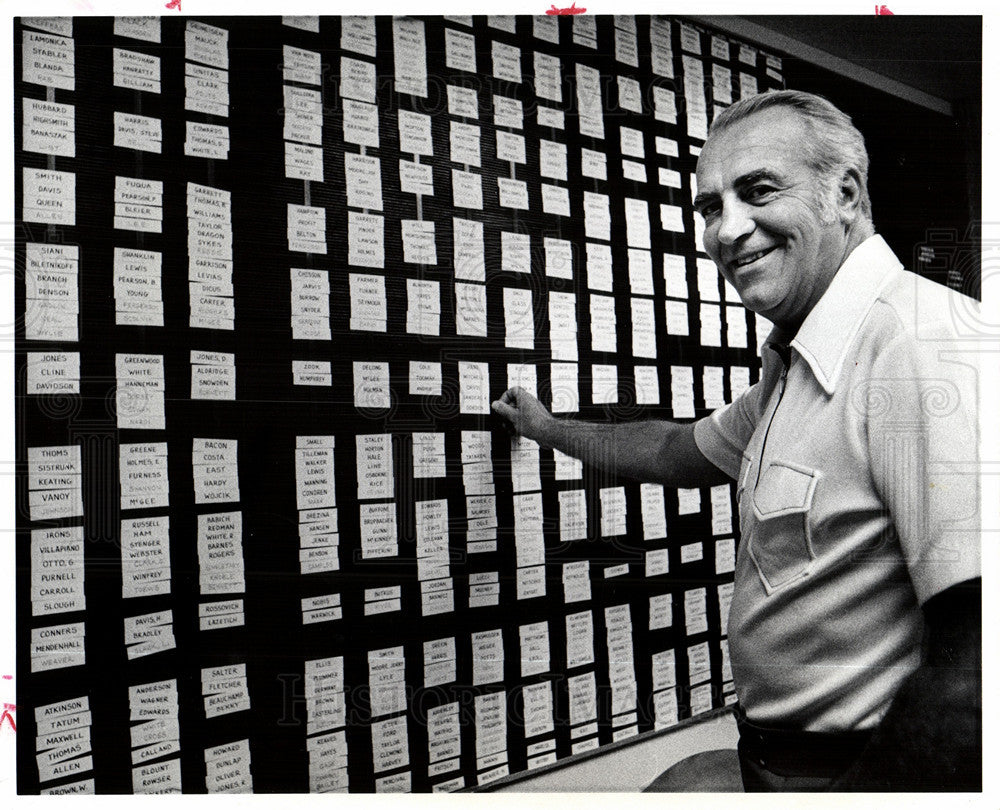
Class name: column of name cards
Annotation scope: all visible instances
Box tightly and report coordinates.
[194,438,245,629]
[296,435,341,622]
[542,28,596,691]
[446,15,492,560]
[490,19,547,612]
[472,627,507,786]
[110,17,164,272]
[129,679,181,793]
[343,14,384,430]
[512,19,565,764]
[620,17,663,416]
[369,645,410,792]
[109,19,168,432]
[425,697,463,791]
[20,19,88,700]
[284,16,331,389]
[21,17,77,241]
[111,15,164,351]
[518,617,556,768]
[605,604,639,741]
[34,695,94,793]
[304,652,349,792]
[412,436,454,618]
[26,440,85,682]
[185,21,235,332]
[423,636,461,789]
[362,20,426,795]
[199,665,253,792]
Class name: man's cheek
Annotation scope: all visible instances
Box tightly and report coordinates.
[703,235,721,264]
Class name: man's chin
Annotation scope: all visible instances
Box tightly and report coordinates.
[737,289,775,316]
[742,296,789,328]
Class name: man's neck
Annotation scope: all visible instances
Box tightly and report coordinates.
[839,220,876,268]
[774,223,876,335]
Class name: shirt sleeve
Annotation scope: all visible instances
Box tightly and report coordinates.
[866,320,981,605]
[693,377,769,481]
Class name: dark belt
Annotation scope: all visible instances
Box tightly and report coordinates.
[735,707,874,779]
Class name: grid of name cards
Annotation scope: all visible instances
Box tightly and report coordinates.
[16,15,784,793]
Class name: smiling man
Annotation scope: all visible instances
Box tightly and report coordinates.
[491,90,980,792]
[693,101,871,332]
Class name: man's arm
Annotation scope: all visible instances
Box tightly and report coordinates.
[491,386,729,488]
[830,577,981,791]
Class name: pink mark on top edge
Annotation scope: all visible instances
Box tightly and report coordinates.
[546,3,587,15]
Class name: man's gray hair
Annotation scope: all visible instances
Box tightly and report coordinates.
[709,90,873,222]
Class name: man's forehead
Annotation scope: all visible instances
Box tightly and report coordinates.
[696,146,790,182]
[696,109,808,185]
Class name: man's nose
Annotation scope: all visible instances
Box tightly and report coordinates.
[716,200,755,245]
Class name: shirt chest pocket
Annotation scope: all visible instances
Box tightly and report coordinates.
[745,460,820,594]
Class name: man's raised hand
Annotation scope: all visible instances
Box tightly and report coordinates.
[491,386,554,443]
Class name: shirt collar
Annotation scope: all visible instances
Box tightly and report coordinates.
[788,234,902,395]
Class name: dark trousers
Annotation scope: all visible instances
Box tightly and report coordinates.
[736,709,873,792]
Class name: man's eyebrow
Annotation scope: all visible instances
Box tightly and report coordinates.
[734,168,784,188]
[693,169,785,211]
[692,190,718,211]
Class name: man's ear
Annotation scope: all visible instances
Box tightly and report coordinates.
[836,168,864,223]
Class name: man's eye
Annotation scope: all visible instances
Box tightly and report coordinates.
[699,202,720,218]
[746,185,775,202]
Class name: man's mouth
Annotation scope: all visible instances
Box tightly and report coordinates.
[730,245,778,270]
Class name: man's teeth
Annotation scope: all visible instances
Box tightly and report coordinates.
[736,248,772,267]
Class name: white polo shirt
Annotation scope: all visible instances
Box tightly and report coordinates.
[694,235,980,732]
